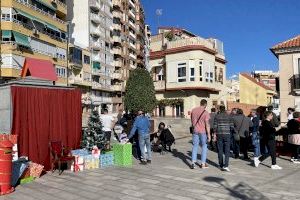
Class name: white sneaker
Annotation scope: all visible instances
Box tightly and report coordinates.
[291,159,300,164]
[254,157,260,167]
[223,167,231,172]
[271,165,282,170]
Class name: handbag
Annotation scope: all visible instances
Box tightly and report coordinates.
[190,110,206,134]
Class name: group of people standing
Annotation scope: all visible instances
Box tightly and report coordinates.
[191,100,283,171]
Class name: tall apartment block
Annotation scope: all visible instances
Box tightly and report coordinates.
[112,0,149,103]
[1,0,68,85]
[67,0,123,113]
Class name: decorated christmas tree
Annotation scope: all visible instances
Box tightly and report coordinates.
[81,108,106,151]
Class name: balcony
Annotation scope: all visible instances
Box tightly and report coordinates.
[90,0,100,10]
[129,0,136,8]
[113,35,121,43]
[113,47,122,55]
[167,37,214,51]
[129,53,137,60]
[69,76,92,87]
[129,31,136,39]
[90,13,101,24]
[114,11,123,20]
[113,84,123,91]
[90,26,101,37]
[154,81,166,91]
[14,0,66,25]
[92,82,113,91]
[130,64,136,69]
[113,72,122,80]
[91,95,113,104]
[128,20,136,29]
[113,23,122,31]
[292,75,300,94]
[69,58,83,69]
[112,97,123,104]
[129,9,136,18]
[129,42,136,49]
[91,41,102,50]
[114,60,122,68]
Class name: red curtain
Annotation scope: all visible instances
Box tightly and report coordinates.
[11,86,82,170]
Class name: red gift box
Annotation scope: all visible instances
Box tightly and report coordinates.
[29,162,44,178]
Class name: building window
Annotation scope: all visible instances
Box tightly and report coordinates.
[56,67,67,78]
[205,72,214,83]
[298,58,300,74]
[199,61,203,81]
[84,55,90,64]
[177,63,186,82]
[190,68,195,81]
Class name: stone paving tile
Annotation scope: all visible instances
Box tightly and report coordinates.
[2,137,300,200]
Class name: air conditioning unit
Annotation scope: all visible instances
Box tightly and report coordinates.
[32,29,39,35]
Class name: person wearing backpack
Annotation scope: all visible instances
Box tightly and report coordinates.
[190,99,211,169]
[233,109,253,160]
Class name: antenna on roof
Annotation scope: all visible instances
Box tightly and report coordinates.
[156,9,163,28]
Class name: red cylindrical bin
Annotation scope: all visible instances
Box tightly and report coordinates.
[0,140,14,195]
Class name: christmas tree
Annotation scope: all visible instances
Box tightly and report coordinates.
[81,108,106,151]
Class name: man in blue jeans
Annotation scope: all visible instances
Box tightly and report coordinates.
[128,110,151,165]
[191,99,211,169]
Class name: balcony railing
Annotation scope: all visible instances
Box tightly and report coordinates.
[167,37,214,50]
[129,53,137,60]
[128,20,136,29]
[56,0,67,8]
[129,0,136,9]
[14,0,66,25]
[129,31,136,39]
[90,13,101,24]
[154,80,166,90]
[114,60,122,67]
[89,0,100,10]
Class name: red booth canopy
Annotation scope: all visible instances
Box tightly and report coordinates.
[11,86,82,170]
[21,57,58,81]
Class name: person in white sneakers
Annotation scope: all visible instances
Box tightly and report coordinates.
[250,109,261,167]
[258,111,282,170]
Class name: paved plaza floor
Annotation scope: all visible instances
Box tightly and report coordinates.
[1,137,300,200]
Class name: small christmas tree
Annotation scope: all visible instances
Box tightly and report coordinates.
[81,108,106,151]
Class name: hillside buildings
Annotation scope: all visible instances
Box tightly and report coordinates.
[150,27,227,118]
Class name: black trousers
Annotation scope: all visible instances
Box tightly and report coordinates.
[240,137,250,159]
[217,134,231,168]
[293,144,300,159]
[259,139,276,165]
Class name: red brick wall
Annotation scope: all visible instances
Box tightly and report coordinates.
[227,101,259,116]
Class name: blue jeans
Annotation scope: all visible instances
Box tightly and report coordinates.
[252,132,261,157]
[139,134,151,161]
[192,133,208,164]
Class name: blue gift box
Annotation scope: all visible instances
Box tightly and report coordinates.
[71,149,89,156]
[11,159,29,186]
[100,152,114,168]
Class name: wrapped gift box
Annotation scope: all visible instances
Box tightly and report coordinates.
[113,143,132,167]
[84,155,99,170]
[29,162,44,178]
[20,176,34,184]
[100,151,114,168]
[11,159,29,186]
[71,149,89,156]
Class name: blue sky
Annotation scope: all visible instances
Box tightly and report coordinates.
[141,0,300,78]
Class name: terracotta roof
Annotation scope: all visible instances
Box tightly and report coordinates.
[240,73,273,91]
[271,35,300,50]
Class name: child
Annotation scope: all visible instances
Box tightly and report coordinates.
[258,111,282,170]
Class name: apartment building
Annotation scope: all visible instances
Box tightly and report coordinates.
[239,73,275,106]
[271,34,300,123]
[111,0,148,107]
[253,70,279,92]
[1,0,68,84]
[150,27,227,118]
[67,0,122,113]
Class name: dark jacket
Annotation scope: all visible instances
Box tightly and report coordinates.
[260,120,276,141]
[233,114,253,138]
[250,115,260,133]
[287,119,300,135]
[159,128,175,146]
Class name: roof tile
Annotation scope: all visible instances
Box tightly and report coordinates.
[271,35,300,50]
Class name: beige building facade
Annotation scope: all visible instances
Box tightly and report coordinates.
[271,35,300,123]
[151,27,227,118]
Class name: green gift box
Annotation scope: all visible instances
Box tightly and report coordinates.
[113,143,132,167]
[20,176,34,184]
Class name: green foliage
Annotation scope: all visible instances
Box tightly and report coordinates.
[157,98,184,107]
[124,68,156,113]
[81,108,106,151]
[165,31,175,41]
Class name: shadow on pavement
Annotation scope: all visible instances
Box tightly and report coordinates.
[203,176,269,200]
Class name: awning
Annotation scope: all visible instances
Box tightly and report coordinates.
[35,0,57,11]
[45,23,60,32]
[15,9,46,26]
[2,30,12,38]
[21,57,58,81]
[93,61,101,69]
[12,31,30,48]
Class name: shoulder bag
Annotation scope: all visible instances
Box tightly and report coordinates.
[190,110,206,134]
